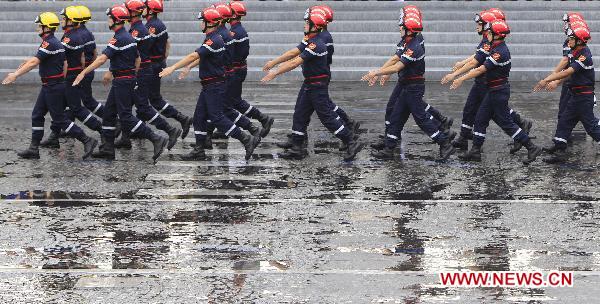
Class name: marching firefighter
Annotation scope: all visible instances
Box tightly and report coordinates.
[262,11,364,161]
[2,12,97,160]
[363,14,455,161]
[534,24,600,163]
[158,7,261,161]
[451,20,541,164]
[441,9,533,153]
[72,4,168,163]
[112,0,182,150]
[144,0,193,140]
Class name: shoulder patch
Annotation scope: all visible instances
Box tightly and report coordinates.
[492,53,501,61]
[205,39,213,46]
[404,49,414,57]
[41,41,49,49]
[131,30,139,38]
[109,38,117,45]
[483,44,490,52]
[308,43,316,50]
[578,55,587,62]
[149,27,156,34]
[62,37,70,44]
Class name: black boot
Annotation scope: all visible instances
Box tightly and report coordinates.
[165,126,182,150]
[212,130,227,139]
[542,144,560,154]
[440,116,454,131]
[279,142,307,160]
[510,118,533,154]
[459,144,482,162]
[114,133,132,150]
[204,132,213,150]
[370,137,386,150]
[92,140,115,160]
[438,137,456,161]
[149,133,168,164]
[247,123,264,139]
[17,142,40,159]
[344,138,364,161]
[277,133,295,149]
[180,145,206,161]
[79,136,98,160]
[444,130,457,143]
[256,112,274,138]
[371,146,394,160]
[175,112,192,139]
[452,135,469,150]
[543,147,568,164]
[239,132,261,160]
[347,120,361,134]
[114,121,122,139]
[522,140,542,165]
[40,131,60,149]
[339,132,357,151]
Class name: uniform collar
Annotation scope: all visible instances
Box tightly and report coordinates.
[230,20,240,26]
[41,32,54,40]
[571,46,585,57]
[131,19,142,26]
[490,40,504,49]
[114,26,126,34]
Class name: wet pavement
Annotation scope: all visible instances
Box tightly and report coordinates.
[1,81,600,303]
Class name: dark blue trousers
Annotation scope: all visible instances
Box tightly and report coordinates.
[134,68,172,132]
[102,78,153,143]
[472,85,529,147]
[553,92,600,148]
[64,77,102,132]
[193,82,242,145]
[149,64,179,118]
[80,71,104,117]
[31,82,86,143]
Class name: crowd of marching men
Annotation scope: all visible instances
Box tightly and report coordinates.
[1,2,597,165]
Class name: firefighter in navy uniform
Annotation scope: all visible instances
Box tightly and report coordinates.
[363,16,455,161]
[2,12,97,159]
[73,4,168,163]
[143,0,193,139]
[262,12,364,161]
[534,25,600,163]
[442,9,533,154]
[369,6,453,152]
[158,7,261,161]
[112,0,182,150]
[452,20,541,164]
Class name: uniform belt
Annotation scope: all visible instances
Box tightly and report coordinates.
[487,77,508,88]
[201,75,226,86]
[112,69,136,79]
[150,55,164,63]
[66,66,83,77]
[41,73,64,85]
[570,85,595,95]
[140,60,152,69]
[231,61,247,70]
[304,74,330,85]
[399,75,425,85]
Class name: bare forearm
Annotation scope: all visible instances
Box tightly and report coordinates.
[80,55,108,76]
[13,59,39,77]
[544,68,574,83]
[165,40,170,59]
[453,58,479,77]
[375,62,405,76]
[186,59,200,69]
[169,52,200,71]
[457,66,486,82]
[381,55,400,69]
[271,49,301,66]
[552,57,569,74]
[272,59,300,76]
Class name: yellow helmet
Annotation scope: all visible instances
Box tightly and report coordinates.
[34,12,60,29]
[76,5,92,22]
[60,6,84,23]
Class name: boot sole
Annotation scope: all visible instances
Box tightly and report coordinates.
[344,142,365,161]
[245,136,261,161]
[260,117,275,138]
[523,147,542,165]
[168,129,182,150]
[181,118,192,139]
[439,147,456,161]
[82,139,98,160]
[152,138,168,164]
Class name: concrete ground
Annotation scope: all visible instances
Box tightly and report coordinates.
[1,81,600,303]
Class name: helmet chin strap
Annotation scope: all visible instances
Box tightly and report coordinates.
[304,22,320,36]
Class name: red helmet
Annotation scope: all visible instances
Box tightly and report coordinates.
[487,8,506,21]
[401,17,423,33]
[403,5,421,19]
[213,3,233,21]
[318,5,333,23]
[198,7,222,25]
[229,1,246,18]
[485,20,510,38]
[145,0,163,14]
[563,12,584,23]
[107,4,130,23]
[125,0,146,15]
[568,25,591,44]
[307,12,327,29]
[475,11,496,25]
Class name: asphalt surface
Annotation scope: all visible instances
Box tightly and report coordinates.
[1,81,600,303]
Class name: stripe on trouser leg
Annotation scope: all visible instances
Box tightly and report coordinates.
[511,128,522,139]
[385,121,390,125]
[159,103,169,113]
[32,127,44,131]
[243,106,253,115]
[461,124,473,130]
[425,104,431,111]
[92,103,102,114]
[148,113,159,123]
[82,113,93,124]
[224,124,236,136]
[65,122,74,133]
[386,134,398,139]
[509,109,514,114]
[207,120,212,123]
[131,121,143,133]
[335,116,341,120]
[334,125,345,135]
[429,115,433,120]
[194,130,207,135]
[333,106,339,112]
[430,130,440,139]
[474,132,486,138]
[554,137,567,143]
[233,113,242,124]
[292,130,304,136]
[102,126,116,130]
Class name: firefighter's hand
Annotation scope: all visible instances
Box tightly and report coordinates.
[72,73,85,86]
[441,73,456,85]
[261,70,277,83]
[379,74,390,86]
[263,61,275,72]
[178,67,191,80]
[2,73,17,85]
[545,80,560,91]
[361,70,378,86]
[452,61,464,72]
[159,66,175,78]
[450,78,464,90]
[102,71,113,87]
[533,79,548,92]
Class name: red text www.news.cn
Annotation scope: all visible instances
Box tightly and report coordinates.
[439,271,573,287]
